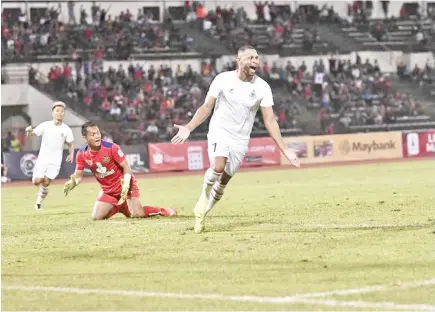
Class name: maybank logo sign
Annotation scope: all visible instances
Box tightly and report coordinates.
[281,132,403,165]
[339,140,397,155]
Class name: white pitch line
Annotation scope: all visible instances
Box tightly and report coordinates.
[292,298,435,311]
[3,279,435,311]
[297,223,432,229]
[295,278,435,298]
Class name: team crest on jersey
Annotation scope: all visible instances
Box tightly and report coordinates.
[95,162,115,179]
[102,156,110,163]
[85,159,93,166]
[249,90,256,99]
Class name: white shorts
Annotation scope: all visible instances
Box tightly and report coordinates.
[32,161,61,182]
[207,138,248,176]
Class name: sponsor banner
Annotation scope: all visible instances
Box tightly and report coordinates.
[148,137,280,172]
[120,145,149,173]
[402,130,435,158]
[3,150,77,181]
[281,132,403,165]
[148,141,209,172]
[242,137,281,167]
[3,145,149,181]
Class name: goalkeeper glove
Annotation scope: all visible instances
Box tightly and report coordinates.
[64,174,79,197]
[118,173,132,205]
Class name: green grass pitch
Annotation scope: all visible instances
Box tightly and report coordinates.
[2,160,435,311]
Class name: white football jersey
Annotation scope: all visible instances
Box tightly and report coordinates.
[33,121,74,166]
[207,70,274,144]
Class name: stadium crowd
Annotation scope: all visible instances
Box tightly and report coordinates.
[3,1,433,147]
[397,56,435,98]
[319,55,424,133]
[341,1,435,49]
[30,59,302,145]
[26,50,427,146]
[196,1,323,52]
[1,2,191,61]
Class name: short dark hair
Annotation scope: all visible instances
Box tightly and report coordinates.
[237,45,256,55]
[81,121,98,136]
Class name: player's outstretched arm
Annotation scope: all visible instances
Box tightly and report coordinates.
[171,96,217,144]
[63,169,83,197]
[261,106,300,168]
[65,127,75,163]
[65,142,74,163]
[25,123,43,137]
[65,150,86,196]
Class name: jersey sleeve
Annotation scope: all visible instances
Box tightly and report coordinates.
[75,152,85,171]
[260,84,274,107]
[206,73,223,99]
[33,122,45,136]
[112,144,126,165]
[65,126,74,143]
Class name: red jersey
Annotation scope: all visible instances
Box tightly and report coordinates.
[76,140,127,195]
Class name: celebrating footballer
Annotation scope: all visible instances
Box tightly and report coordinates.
[172,45,300,233]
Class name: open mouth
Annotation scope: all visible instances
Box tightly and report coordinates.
[250,66,257,71]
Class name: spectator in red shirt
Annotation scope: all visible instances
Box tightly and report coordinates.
[304,84,313,100]
[100,98,111,115]
[143,81,152,94]
[326,123,334,134]
[48,67,56,80]
[95,46,103,60]
[2,25,9,37]
[400,6,407,18]
[134,64,142,79]
[275,23,283,37]
[84,27,93,41]
[84,94,92,107]
[63,62,72,79]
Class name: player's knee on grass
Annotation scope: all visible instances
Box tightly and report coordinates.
[127,198,144,218]
[92,202,115,220]
[212,156,227,174]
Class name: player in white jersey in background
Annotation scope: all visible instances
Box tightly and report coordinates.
[172,45,300,233]
[25,101,75,210]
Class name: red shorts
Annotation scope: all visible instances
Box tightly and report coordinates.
[96,178,140,206]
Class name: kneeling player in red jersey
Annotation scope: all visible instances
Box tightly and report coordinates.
[63,121,176,220]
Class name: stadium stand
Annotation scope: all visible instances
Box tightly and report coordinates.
[1,4,191,62]
[198,2,336,55]
[338,1,435,52]
[340,17,434,51]
[2,0,435,150]
[28,59,303,145]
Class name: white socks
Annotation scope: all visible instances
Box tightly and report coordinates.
[36,186,49,205]
[203,168,221,195]
[206,182,227,214]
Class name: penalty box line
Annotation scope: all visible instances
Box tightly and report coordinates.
[3,278,435,311]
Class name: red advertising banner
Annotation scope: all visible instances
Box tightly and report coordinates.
[402,130,435,158]
[148,137,281,173]
[148,141,209,173]
[241,137,281,168]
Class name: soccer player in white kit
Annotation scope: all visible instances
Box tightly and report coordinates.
[25,101,75,210]
[171,45,300,233]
